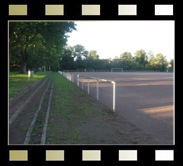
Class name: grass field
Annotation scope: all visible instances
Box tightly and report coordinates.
[9,71,50,98]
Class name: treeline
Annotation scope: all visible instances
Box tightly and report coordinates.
[9,22,76,73]
[60,45,174,72]
[9,22,173,73]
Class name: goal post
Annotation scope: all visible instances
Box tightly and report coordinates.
[111,68,123,72]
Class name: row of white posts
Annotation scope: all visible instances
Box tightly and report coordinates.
[58,71,116,112]
[58,71,74,83]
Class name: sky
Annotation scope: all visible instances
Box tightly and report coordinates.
[66,21,174,62]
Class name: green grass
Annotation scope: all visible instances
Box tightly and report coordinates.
[46,72,103,144]
[9,71,50,98]
[52,73,102,120]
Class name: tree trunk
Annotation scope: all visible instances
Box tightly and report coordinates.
[44,65,46,72]
[20,40,29,74]
[20,61,27,73]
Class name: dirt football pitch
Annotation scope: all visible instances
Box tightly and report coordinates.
[74,72,174,144]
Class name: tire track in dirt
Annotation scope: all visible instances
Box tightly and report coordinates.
[9,74,51,125]
[27,80,53,144]
[41,81,53,144]
[9,73,53,144]
[24,77,52,144]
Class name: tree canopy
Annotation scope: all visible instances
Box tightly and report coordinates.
[60,45,172,72]
[9,22,76,73]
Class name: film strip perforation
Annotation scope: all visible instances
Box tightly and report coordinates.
[8,149,176,161]
[8,4,174,16]
[4,1,178,166]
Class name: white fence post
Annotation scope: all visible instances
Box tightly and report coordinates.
[72,73,74,83]
[112,81,116,112]
[82,76,83,90]
[77,74,79,86]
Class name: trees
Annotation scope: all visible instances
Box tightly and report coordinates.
[168,59,174,72]
[9,22,76,73]
[9,22,45,73]
[134,49,148,69]
[89,50,99,60]
[10,22,173,73]
[155,53,168,71]
[60,47,76,70]
[66,45,89,69]
[86,50,99,69]
[59,45,172,72]
[64,45,102,69]
[119,52,135,70]
[170,59,174,68]
[147,51,156,71]
[70,44,88,60]
[59,44,173,72]
[120,52,132,60]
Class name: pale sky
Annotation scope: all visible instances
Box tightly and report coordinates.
[67,21,174,61]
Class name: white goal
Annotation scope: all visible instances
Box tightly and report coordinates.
[111,68,123,72]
